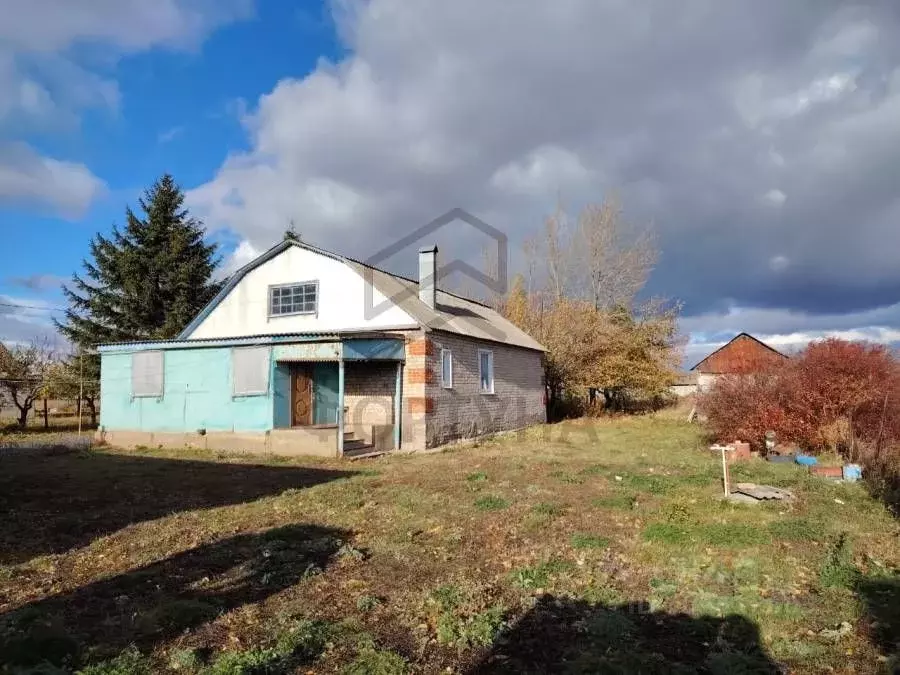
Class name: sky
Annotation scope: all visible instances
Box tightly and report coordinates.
[2,0,900,367]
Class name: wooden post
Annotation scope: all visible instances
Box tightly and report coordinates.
[721,445,729,497]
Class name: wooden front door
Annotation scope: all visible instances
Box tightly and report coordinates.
[291,365,313,426]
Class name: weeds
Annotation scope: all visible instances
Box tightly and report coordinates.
[592,493,638,510]
[356,595,382,612]
[77,647,153,675]
[509,560,573,589]
[474,495,509,511]
[532,502,566,517]
[342,645,408,675]
[819,533,860,589]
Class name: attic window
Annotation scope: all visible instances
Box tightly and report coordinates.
[269,282,318,316]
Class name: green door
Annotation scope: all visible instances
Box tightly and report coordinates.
[313,363,339,425]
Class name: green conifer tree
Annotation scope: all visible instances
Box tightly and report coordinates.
[56,174,222,349]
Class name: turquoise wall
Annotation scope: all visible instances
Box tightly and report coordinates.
[273,363,291,429]
[313,363,339,424]
[100,347,273,432]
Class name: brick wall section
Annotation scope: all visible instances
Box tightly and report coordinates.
[344,361,396,431]
[424,331,545,447]
[401,331,429,450]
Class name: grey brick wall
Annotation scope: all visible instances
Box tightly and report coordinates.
[425,331,545,446]
[344,361,396,438]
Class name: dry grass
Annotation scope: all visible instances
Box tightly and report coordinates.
[1,416,898,673]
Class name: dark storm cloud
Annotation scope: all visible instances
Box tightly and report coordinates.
[188,1,900,333]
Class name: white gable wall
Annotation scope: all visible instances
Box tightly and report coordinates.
[187,246,418,339]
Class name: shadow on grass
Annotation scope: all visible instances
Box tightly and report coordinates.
[472,596,783,674]
[0,451,355,564]
[0,523,349,671]
[856,577,900,665]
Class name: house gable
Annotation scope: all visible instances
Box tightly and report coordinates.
[184,243,418,340]
[692,333,787,374]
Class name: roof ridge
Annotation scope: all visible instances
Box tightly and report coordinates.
[291,239,491,308]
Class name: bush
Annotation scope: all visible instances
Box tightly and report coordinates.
[700,339,900,464]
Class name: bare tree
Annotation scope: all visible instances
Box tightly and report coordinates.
[572,196,658,310]
[0,339,55,428]
[500,194,677,417]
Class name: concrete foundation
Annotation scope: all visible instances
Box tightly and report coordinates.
[97,427,339,458]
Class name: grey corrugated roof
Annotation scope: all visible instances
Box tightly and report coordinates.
[178,238,546,352]
[348,262,545,351]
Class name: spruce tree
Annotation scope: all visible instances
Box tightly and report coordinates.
[56,174,222,348]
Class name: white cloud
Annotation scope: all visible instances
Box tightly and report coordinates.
[187,0,900,337]
[0,0,253,53]
[491,145,592,196]
[158,126,184,143]
[762,188,787,206]
[0,0,252,216]
[0,295,59,347]
[219,239,261,277]
[768,255,790,272]
[0,143,105,217]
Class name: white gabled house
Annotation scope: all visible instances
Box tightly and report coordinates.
[98,238,546,457]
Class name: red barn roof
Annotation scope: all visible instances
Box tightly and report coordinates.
[691,333,787,374]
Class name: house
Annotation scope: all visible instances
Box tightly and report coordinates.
[691,332,787,391]
[98,238,547,457]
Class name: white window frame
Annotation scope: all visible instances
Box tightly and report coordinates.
[477,348,494,394]
[440,348,453,389]
[268,281,319,317]
[131,350,164,398]
[231,347,271,397]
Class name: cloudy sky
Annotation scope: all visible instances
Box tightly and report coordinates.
[2,0,899,366]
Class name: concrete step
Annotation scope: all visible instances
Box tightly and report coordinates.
[345,447,389,460]
[343,439,373,453]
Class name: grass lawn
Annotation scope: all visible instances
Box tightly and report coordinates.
[1,416,898,673]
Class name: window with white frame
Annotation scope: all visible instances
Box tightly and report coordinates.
[232,347,271,396]
[440,348,453,388]
[478,349,494,394]
[132,351,164,397]
[268,282,318,316]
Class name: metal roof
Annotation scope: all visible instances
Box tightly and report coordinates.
[97,331,404,353]
[175,238,546,352]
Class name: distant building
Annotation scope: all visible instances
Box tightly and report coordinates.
[691,333,788,391]
[669,371,699,397]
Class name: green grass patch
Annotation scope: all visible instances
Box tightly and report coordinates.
[466,471,488,483]
[570,533,610,550]
[342,645,409,675]
[768,518,822,542]
[694,523,771,548]
[642,522,691,545]
[474,495,509,511]
[643,522,770,548]
[77,648,154,675]
[531,502,566,517]
[435,606,506,649]
[509,560,574,589]
[592,493,638,510]
[692,590,806,624]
